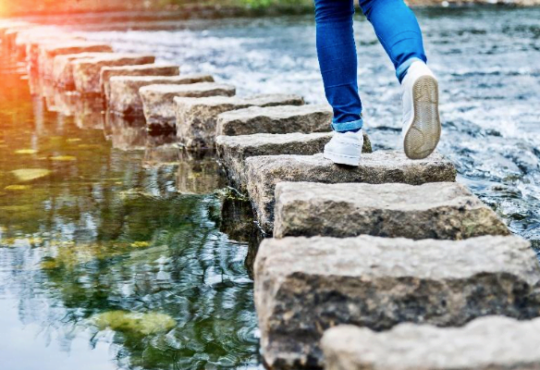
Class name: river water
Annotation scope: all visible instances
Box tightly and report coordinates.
[1,6,539,370]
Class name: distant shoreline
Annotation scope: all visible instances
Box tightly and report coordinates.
[2,1,536,20]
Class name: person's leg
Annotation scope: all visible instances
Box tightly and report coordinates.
[314,0,363,133]
[360,0,441,160]
[359,0,427,82]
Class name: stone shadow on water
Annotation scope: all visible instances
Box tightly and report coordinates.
[0,58,263,369]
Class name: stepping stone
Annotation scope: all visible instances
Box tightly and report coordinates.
[3,24,34,51]
[53,52,116,90]
[25,36,83,72]
[14,27,64,59]
[39,41,113,79]
[0,22,31,41]
[245,152,457,233]
[255,235,540,369]
[108,74,214,117]
[175,95,305,149]
[216,132,371,189]
[274,181,510,239]
[72,53,156,94]
[1,23,31,49]
[140,82,236,129]
[100,64,180,100]
[322,317,540,370]
[216,104,332,137]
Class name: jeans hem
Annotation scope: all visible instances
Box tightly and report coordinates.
[331,118,364,132]
[396,57,424,83]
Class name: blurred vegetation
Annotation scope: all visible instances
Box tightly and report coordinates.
[1,0,314,16]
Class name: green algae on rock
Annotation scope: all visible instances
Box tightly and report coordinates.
[14,149,37,155]
[92,311,176,335]
[4,184,32,191]
[11,169,52,182]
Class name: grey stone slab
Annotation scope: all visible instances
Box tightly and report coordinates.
[100,64,180,100]
[52,52,117,90]
[216,132,371,189]
[72,53,156,94]
[245,152,457,233]
[176,95,305,150]
[274,181,510,239]
[39,41,113,79]
[255,235,540,369]
[108,74,214,117]
[140,82,236,128]
[216,104,332,137]
[322,317,540,370]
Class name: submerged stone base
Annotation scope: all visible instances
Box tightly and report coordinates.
[215,104,332,136]
[176,95,305,150]
[245,152,456,233]
[100,64,180,100]
[274,181,510,239]
[140,82,236,128]
[255,235,539,369]
[72,53,156,94]
[216,132,371,189]
[108,74,214,117]
[322,317,540,370]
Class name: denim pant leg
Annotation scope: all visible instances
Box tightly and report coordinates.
[314,0,364,132]
[359,0,427,82]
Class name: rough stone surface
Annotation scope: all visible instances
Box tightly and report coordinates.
[27,38,72,71]
[175,95,305,150]
[72,54,156,94]
[140,82,236,127]
[245,152,457,233]
[216,104,333,137]
[39,41,113,79]
[274,181,510,239]
[108,74,214,117]
[216,132,371,189]
[52,52,117,89]
[100,64,180,100]
[255,235,540,369]
[322,317,540,370]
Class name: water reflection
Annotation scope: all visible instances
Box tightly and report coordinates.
[0,52,260,369]
[2,6,540,370]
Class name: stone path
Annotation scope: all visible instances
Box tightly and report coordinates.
[216,104,332,136]
[72,53,156,94]
[140,82,236,128]
[2,20,539,370]
[255,235,539,369]
[322,316,540,370]
[100,64,180,100]
[245,152,456,232]
[216,132,371,189]
[273,181,510,239]
[175,94,305,149]
[109,74,214,118]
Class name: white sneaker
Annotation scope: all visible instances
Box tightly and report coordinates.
[323,130,364,167]
[401,61,441,160]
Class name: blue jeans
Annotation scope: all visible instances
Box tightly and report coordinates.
[315,0,427,132]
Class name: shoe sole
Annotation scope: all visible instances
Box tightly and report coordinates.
[324,149,360,167]
[403,75,441,160]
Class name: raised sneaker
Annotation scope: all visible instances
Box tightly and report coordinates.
[401,61,441,160]
[323,130,364,167]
